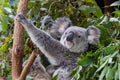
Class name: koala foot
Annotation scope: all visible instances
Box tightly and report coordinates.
[15,13,26,22]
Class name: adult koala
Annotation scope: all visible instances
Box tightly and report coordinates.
[15,14,100,80]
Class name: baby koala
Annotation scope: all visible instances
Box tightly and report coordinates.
[22,55,51,80]
[41,15,72,39]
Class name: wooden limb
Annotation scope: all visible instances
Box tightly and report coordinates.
[19,50,38,80]
[0,77,3,80]
[12,0,28,80]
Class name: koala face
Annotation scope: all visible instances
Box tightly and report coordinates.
[60,25,101,53]
[60,26,88,53]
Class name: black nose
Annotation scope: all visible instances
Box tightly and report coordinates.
[66,32,74,41]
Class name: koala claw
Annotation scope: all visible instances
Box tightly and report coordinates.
[15,13,26,22]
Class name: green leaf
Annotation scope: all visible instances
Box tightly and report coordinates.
[118,63,120,80]
[96,59,108,73]
[113,10,120,16]
[79,5,90,16]
[110,1,120,6]
[111,50,119,58]
[9,0,19,6]
[40,8,47,12]
[71,66,82,80]
[106,63,117,80]
[117,54,120,62]
[109,17,120,23]
[77,57,94,66]
[26,75,33,80]
[70,67,77,77]
[114,70,119,80]
[104,46,116,55]
[4,7,12,14]
[100,16,109,24]
[102,55,111,63]
[0,15,9,32]
[0,24,2,32]
[93,8,103,18]
[105,67,114,80]
[6,74,12,80]
[84,0,96,4]
[52,74,58,80]
[99,66,108,80]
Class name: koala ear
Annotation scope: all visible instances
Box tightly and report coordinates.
[86,25,101,45]
[41,15,54,29]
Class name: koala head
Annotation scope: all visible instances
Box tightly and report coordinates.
[41,15,54,30]
[60,25,100,53]
[41,16,72,39]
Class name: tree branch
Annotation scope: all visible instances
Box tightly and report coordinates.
[12,0,28,80]
[19,50,39,80]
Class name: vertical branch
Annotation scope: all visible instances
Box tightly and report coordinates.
[12,0,28,80]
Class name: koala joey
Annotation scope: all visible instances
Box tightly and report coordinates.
[22,55,51,80]
[41,15,72,39]
[15,14,100,80]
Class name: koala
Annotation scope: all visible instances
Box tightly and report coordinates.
[41,15,72,39]
[22,55,51,80]
[60,25,101,53]
[15,14,100,80]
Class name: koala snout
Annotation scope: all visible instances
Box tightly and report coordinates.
[66,32,74,41]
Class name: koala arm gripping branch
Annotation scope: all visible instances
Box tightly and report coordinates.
[15,14,70,66]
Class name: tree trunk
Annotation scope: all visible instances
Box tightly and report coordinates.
[12,0,28,80]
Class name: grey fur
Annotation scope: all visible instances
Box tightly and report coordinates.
[22,55,51,80]
[60,25,101,53]
[87,25,101,45]
[60,26,88,53]
[41,15,72,39]
[15,14,100,80]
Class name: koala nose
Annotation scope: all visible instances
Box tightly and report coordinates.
[66,32,74,41]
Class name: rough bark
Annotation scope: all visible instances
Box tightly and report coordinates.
[0,77,3,80]
[12,0,28,80]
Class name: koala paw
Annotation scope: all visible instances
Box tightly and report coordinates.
[15,13,26,22]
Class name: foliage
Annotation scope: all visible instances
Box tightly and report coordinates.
[0,0,120,80]
[71,41,120,80]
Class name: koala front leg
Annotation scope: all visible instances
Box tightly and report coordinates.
[15,14,69,66]
[15,14,38,36]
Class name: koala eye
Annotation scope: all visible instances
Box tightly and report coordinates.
[78,35,81,38]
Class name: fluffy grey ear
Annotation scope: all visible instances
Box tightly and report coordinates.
[41,15,54,30]
[86,25,101,45]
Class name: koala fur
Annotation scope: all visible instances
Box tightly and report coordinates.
[15,14,100,80]
[41,15,72,39]
[60,25,101,53]
[22,55,51,80]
